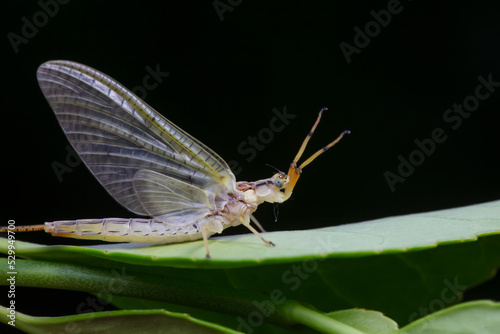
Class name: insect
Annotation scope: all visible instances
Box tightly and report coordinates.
[2,61,350,258]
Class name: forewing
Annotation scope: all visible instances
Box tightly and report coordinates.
[37,61,236,216]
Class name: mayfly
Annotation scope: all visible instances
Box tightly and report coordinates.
[2,61,350,258]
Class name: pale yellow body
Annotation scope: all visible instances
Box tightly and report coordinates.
[45,174,289,245]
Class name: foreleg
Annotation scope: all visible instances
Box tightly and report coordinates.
[239,217,275,247]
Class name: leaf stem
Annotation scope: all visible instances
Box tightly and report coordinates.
[278,300,366,334]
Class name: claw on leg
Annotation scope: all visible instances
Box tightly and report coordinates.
[201,225,211,259]
[240,217,275,247]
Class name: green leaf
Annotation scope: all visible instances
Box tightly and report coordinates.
[3,200,498,268]
[1,200,499,327]
[322,301,500,334]
[0,306,241,334]
[397,300,500,334]
[103,295,295,334]
[325,309,398,333]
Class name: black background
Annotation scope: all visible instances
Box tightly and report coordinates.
[2,0,499,330]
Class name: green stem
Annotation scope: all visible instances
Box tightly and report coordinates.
[278,300,366,334]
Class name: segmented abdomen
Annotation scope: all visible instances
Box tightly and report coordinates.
[45,218,205,243]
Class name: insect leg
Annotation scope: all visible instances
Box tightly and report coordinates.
[201,220,224,259]
[250,215,267,233]
[240,217,275,247]
[201,225,212,259]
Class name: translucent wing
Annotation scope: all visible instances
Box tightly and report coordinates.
[37,60,236,218]
[133,170,212,225]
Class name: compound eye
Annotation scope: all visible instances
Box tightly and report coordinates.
[275,178,284,188]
